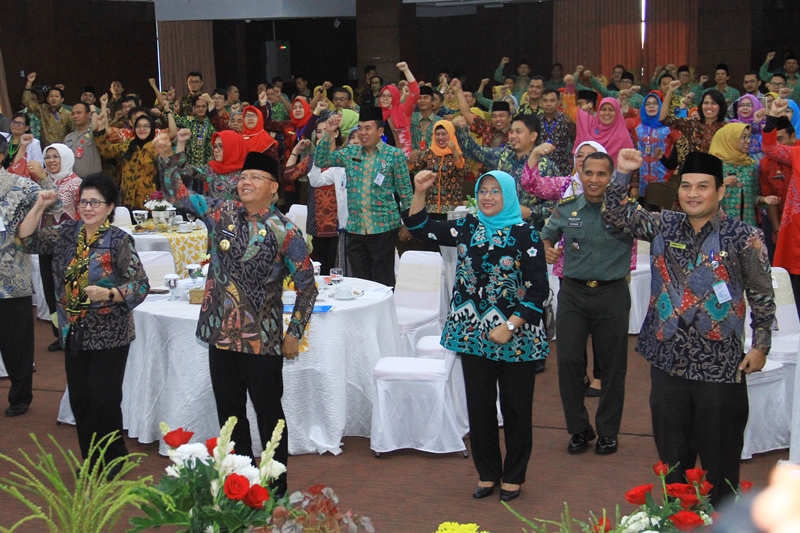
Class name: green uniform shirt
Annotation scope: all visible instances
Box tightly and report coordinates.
[541,194,633,281]
[314,139,412,235]
[410,111,441,151]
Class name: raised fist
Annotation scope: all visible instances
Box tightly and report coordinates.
[616,148,643,173]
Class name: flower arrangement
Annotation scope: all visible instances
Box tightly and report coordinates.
[144,190,172,211]
[130,416,286,533]
[465,196,478,215]
[131,417,373,533]
[434,522,490,533]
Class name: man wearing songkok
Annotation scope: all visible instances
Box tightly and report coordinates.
[602,148,775,505]
[410,85,442,152]
[156,138,317,498]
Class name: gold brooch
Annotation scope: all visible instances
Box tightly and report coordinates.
[220,239,231,252]
[258,229,267,237]
[227,224,235,232]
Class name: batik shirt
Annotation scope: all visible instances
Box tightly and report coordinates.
[174,115,216,167]
[313,139,412,235]
[456,127,557,227]
[539,113,576,176]
[602,171,774,383]
[409,151,469,214]
[405,210,549,362]
[20,222,149,349]
[159,156,317,355]
[719,161,760,227]
[161,152,240,201]
[662,115,726,154]
[95,131,158,210]
[469,116,509,148]
[410,112,441,151]
[22,91,73,146]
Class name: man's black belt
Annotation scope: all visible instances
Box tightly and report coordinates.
[565,277,624,288]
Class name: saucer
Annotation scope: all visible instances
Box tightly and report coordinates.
[334,292,355,301]
[176,229,193,234]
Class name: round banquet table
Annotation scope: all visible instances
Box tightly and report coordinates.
[120,226,208,278]
[59,277,401,456]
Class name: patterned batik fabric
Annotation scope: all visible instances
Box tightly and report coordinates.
[409,151,469,214]
[719,161,760,227]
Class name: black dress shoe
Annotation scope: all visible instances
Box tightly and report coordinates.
[585,386,601,398]
[5,403,29,417]
[472,484,495,499]
[595,436,618,455]
[48,339,63,352]
[567,427,596,454]
[499,487,521,502]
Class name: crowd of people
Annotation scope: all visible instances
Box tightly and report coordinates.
[1,48,798,503]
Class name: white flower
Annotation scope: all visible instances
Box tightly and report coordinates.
[165,465,181,478]
[169,443,211,467]
[210,479,220,499]
[428,233,437,240]
[260,458,287,482]
[450,228,458,237]
[527,247,538,257]
[238,465,261,486]
[619,511,660,533]
[219,454,255,477]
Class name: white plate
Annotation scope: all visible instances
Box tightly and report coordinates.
[176,229,193,234]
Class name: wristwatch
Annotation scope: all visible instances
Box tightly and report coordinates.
[108,289,115,302]
[506,320,516,332]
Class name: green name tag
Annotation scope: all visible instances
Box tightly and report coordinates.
[669,241,687,250]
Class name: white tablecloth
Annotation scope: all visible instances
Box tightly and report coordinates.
[121,225,208,277]
[791,336,800,463]
[60,277,400,456]
[628,252,652,334]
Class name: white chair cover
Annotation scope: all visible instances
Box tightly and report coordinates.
[791,336,800,462]
[415,335,469,435]
[371,351,467,454]
[113,206,133,227]
[628,250,651,334]
[288,204,308,237]
[395,251,443,357]
[138,251,177,286]
[742,358,790,459]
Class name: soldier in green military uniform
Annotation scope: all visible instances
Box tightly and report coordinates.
[541,151,633,456]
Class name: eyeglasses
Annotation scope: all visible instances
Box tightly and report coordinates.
[477,188,502,197]
[332,96,350,102]
[212,143,224,151]
[740,134,752,142]
[78,199,107,209]
[135,124,151,130]
[44,155,61,161]
[772,82,786,88]
[644,101,660,107]
[738,101,753,108]
[379,94,392,100]
[239,173,277,183]
[10,120,26,127]
[212,96,226,101]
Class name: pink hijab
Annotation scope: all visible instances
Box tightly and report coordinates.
[576,97,633,163]
[380,84,410,129]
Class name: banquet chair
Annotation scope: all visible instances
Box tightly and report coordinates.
[138,251,176,286]
[394,251,443,357]
[415,335,470,434]
[113,206,133,227]
[287,204,308,237]
[741,358,790,459]
[745,267,799,419]
[370,350,469,457]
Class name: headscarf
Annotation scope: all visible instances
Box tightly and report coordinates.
[290,97,312,131]
[443,88,458,110]
[44,143,75,181]
[576,97,633,163]
[569,141,607,197]
[640,93,665,129]
[123,114,155,161]
[708,123,755,167]
[429,121,463,167]
[787,100,800,134]
[241,105,277,153]
[339,109,359,138]
[475,170,523,236]
[503,94,518,113]
[208,131,247,175]
[379,84,409,129]
[733,94,763,124]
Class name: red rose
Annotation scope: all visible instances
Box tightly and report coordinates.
[669,510,705,531]
[699,480,713,496]
[243,484,270,509]
[163,428,194,448]
[679,492,700,509]
[653,460,669,476]
[685,468,706,485]
[594,517,612,532]
[666,483,694,497]
[223,473,251,501]
[625,484,654,505]
[206,437,218,455]
[739,480,753,492]
[308,483,326,495]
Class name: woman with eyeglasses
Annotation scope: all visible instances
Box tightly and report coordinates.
[1,113,43,171]
[403,169,549,503]
[16,173,149,475]
[94,111,159,209]
[710,123,779,226]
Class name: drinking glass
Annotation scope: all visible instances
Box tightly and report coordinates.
[330,268,343,285]
[166,208,177,233]
[164,274,180,300]
[133,210,148,226]
[186,212,196,228]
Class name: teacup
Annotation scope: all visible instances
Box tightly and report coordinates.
[335,285,354,300]
[178,223,191,232]
[173,215,184,223]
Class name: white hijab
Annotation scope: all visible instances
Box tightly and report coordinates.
[567,141,608,198]
[44,143,75,181]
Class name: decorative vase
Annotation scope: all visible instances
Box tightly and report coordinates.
[151,210,169,223]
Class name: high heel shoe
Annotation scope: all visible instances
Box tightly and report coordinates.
[499,486,521,501]
[472,482,496,499]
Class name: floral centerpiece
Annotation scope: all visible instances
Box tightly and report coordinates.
[144,190,172,211]
[131,416,373,533]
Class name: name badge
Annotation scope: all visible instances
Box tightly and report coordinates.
[374,173,385,187]
[0,215,6,232]
[567,221,582,227]
[669,241,687,249]
[712,281,732,304]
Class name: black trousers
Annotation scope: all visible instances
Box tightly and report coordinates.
[0,297,34,407]
[346,228,399,287]
[311,235,339,277]
[65,343,130,464]
[460,353,537,485]
[790,273,800,320]
[556,278,630,437]
[558,277,601,381]
[650,366,749,506]
[208,346,288,495]
[39,254,59,339]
